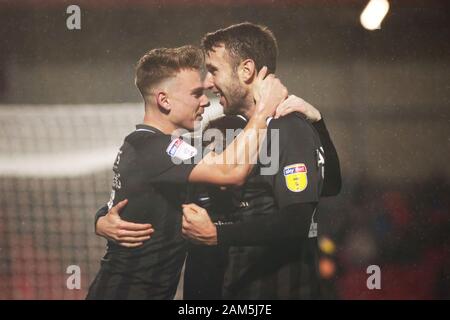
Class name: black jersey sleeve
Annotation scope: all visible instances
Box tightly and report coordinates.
[312,118,342,196]
[216,202,314,246]
[264,113,323,209]
[94,204,109,231]
[126,132,198,184]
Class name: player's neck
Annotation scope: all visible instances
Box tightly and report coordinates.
[242,103,256,119]
[240,87,256,119]
[143,109,177,135]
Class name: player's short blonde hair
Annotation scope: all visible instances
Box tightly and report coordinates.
[135,45,204,102]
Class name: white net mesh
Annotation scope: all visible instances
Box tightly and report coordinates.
[0,102,223,299]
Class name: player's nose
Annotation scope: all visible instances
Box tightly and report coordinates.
[203,72,214,90]
[200,94,210,108]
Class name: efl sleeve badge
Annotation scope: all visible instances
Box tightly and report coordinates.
[283,163,308,192]
[166,138,197,161]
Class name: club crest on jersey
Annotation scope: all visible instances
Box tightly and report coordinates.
[166,138,197,161]
[283,163,308,192]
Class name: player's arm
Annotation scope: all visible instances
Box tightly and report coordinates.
[310,117,341,196]
[94,200,154,248]
[182,116,321,245]
[188,113,266,186]
[188,69,288,186]
[218,203,314,245]
[182,202,314,246]
[274,95,342,196]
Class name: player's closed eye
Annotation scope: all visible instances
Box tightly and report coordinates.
[192,88,204,99]
[206,65,217,75]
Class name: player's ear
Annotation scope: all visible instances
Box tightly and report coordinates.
[238,59,256,84]
[156,91,171,112]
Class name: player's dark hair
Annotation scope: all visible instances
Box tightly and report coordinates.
[135,45,204,102]
[201,22,278,73]
[203,115,247,151]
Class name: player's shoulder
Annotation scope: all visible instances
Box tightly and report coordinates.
[268,112,311,132]
[125,128,171,151]
[268,112,319,148]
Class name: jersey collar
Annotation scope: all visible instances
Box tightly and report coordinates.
[236,114,247,122]
[236,114,273,125]
[135,124,163,135]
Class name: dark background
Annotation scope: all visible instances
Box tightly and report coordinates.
[0,0,448,299]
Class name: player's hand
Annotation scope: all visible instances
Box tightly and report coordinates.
[254,66,288,119]
[96,199,154,248]
[274,95,322,122]
[181,203,217,245]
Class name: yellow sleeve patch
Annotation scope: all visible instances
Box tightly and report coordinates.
[283,163,308,192]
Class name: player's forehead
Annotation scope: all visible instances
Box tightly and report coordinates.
[175,68,202,90]
[205,45,231,69]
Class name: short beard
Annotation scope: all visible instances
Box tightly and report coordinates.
[223,82,250,116]
[223,104,241,116]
